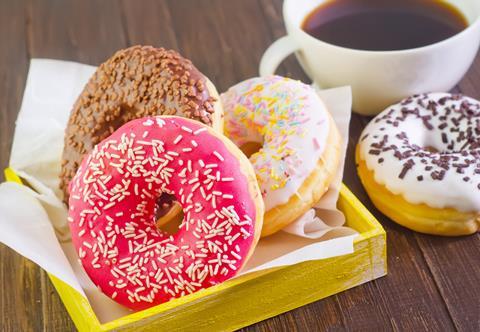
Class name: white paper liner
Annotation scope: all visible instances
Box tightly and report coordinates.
[0,59,355,323]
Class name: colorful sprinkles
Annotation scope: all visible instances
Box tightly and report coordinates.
[221,76,330,210]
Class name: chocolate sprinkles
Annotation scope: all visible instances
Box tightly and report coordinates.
[60,46,219,201]
[364,93,480,185]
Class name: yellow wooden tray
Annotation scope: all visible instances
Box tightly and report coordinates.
[5,168,386,331]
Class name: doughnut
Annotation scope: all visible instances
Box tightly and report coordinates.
[60,45,223,202]
[221,76,342,237]
[67,116,263,310]
[357,93,480,236]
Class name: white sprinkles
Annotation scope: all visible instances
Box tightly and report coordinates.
[69,117,255,308]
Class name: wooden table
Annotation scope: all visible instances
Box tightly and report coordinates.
[1,1,479,331]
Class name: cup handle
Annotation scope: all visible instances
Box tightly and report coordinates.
[259,36,300,76]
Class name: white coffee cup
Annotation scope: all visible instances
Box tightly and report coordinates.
[260,0,480,115]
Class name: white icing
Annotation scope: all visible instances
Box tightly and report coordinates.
[221,76,330,210]
[359,93,480,212]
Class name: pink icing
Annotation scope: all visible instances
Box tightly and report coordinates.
[68,116,258,310]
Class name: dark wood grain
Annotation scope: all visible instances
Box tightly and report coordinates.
[0,1,44,332]
[0,0,28,182]
[121,0,179,50]
[26,0,127,65]
[0,1,479,331]
[23,0,127,330]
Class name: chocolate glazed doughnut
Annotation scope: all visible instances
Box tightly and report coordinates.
[60,45,223,201]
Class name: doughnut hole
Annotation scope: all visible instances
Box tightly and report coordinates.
[422,132,449,153]
[398,121,449,154]
[155,194,183,235]
[240,141,263,158]
[420,133,454,154]
[424,146,440,153]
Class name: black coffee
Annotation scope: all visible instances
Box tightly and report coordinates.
[302,0,469,51]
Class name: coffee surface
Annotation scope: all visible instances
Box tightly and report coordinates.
[302,0,468,51]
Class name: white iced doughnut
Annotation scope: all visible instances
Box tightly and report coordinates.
[357,93,480,236]
[222,76,341,236]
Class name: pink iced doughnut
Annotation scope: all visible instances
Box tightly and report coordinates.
[68,116,263,310]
